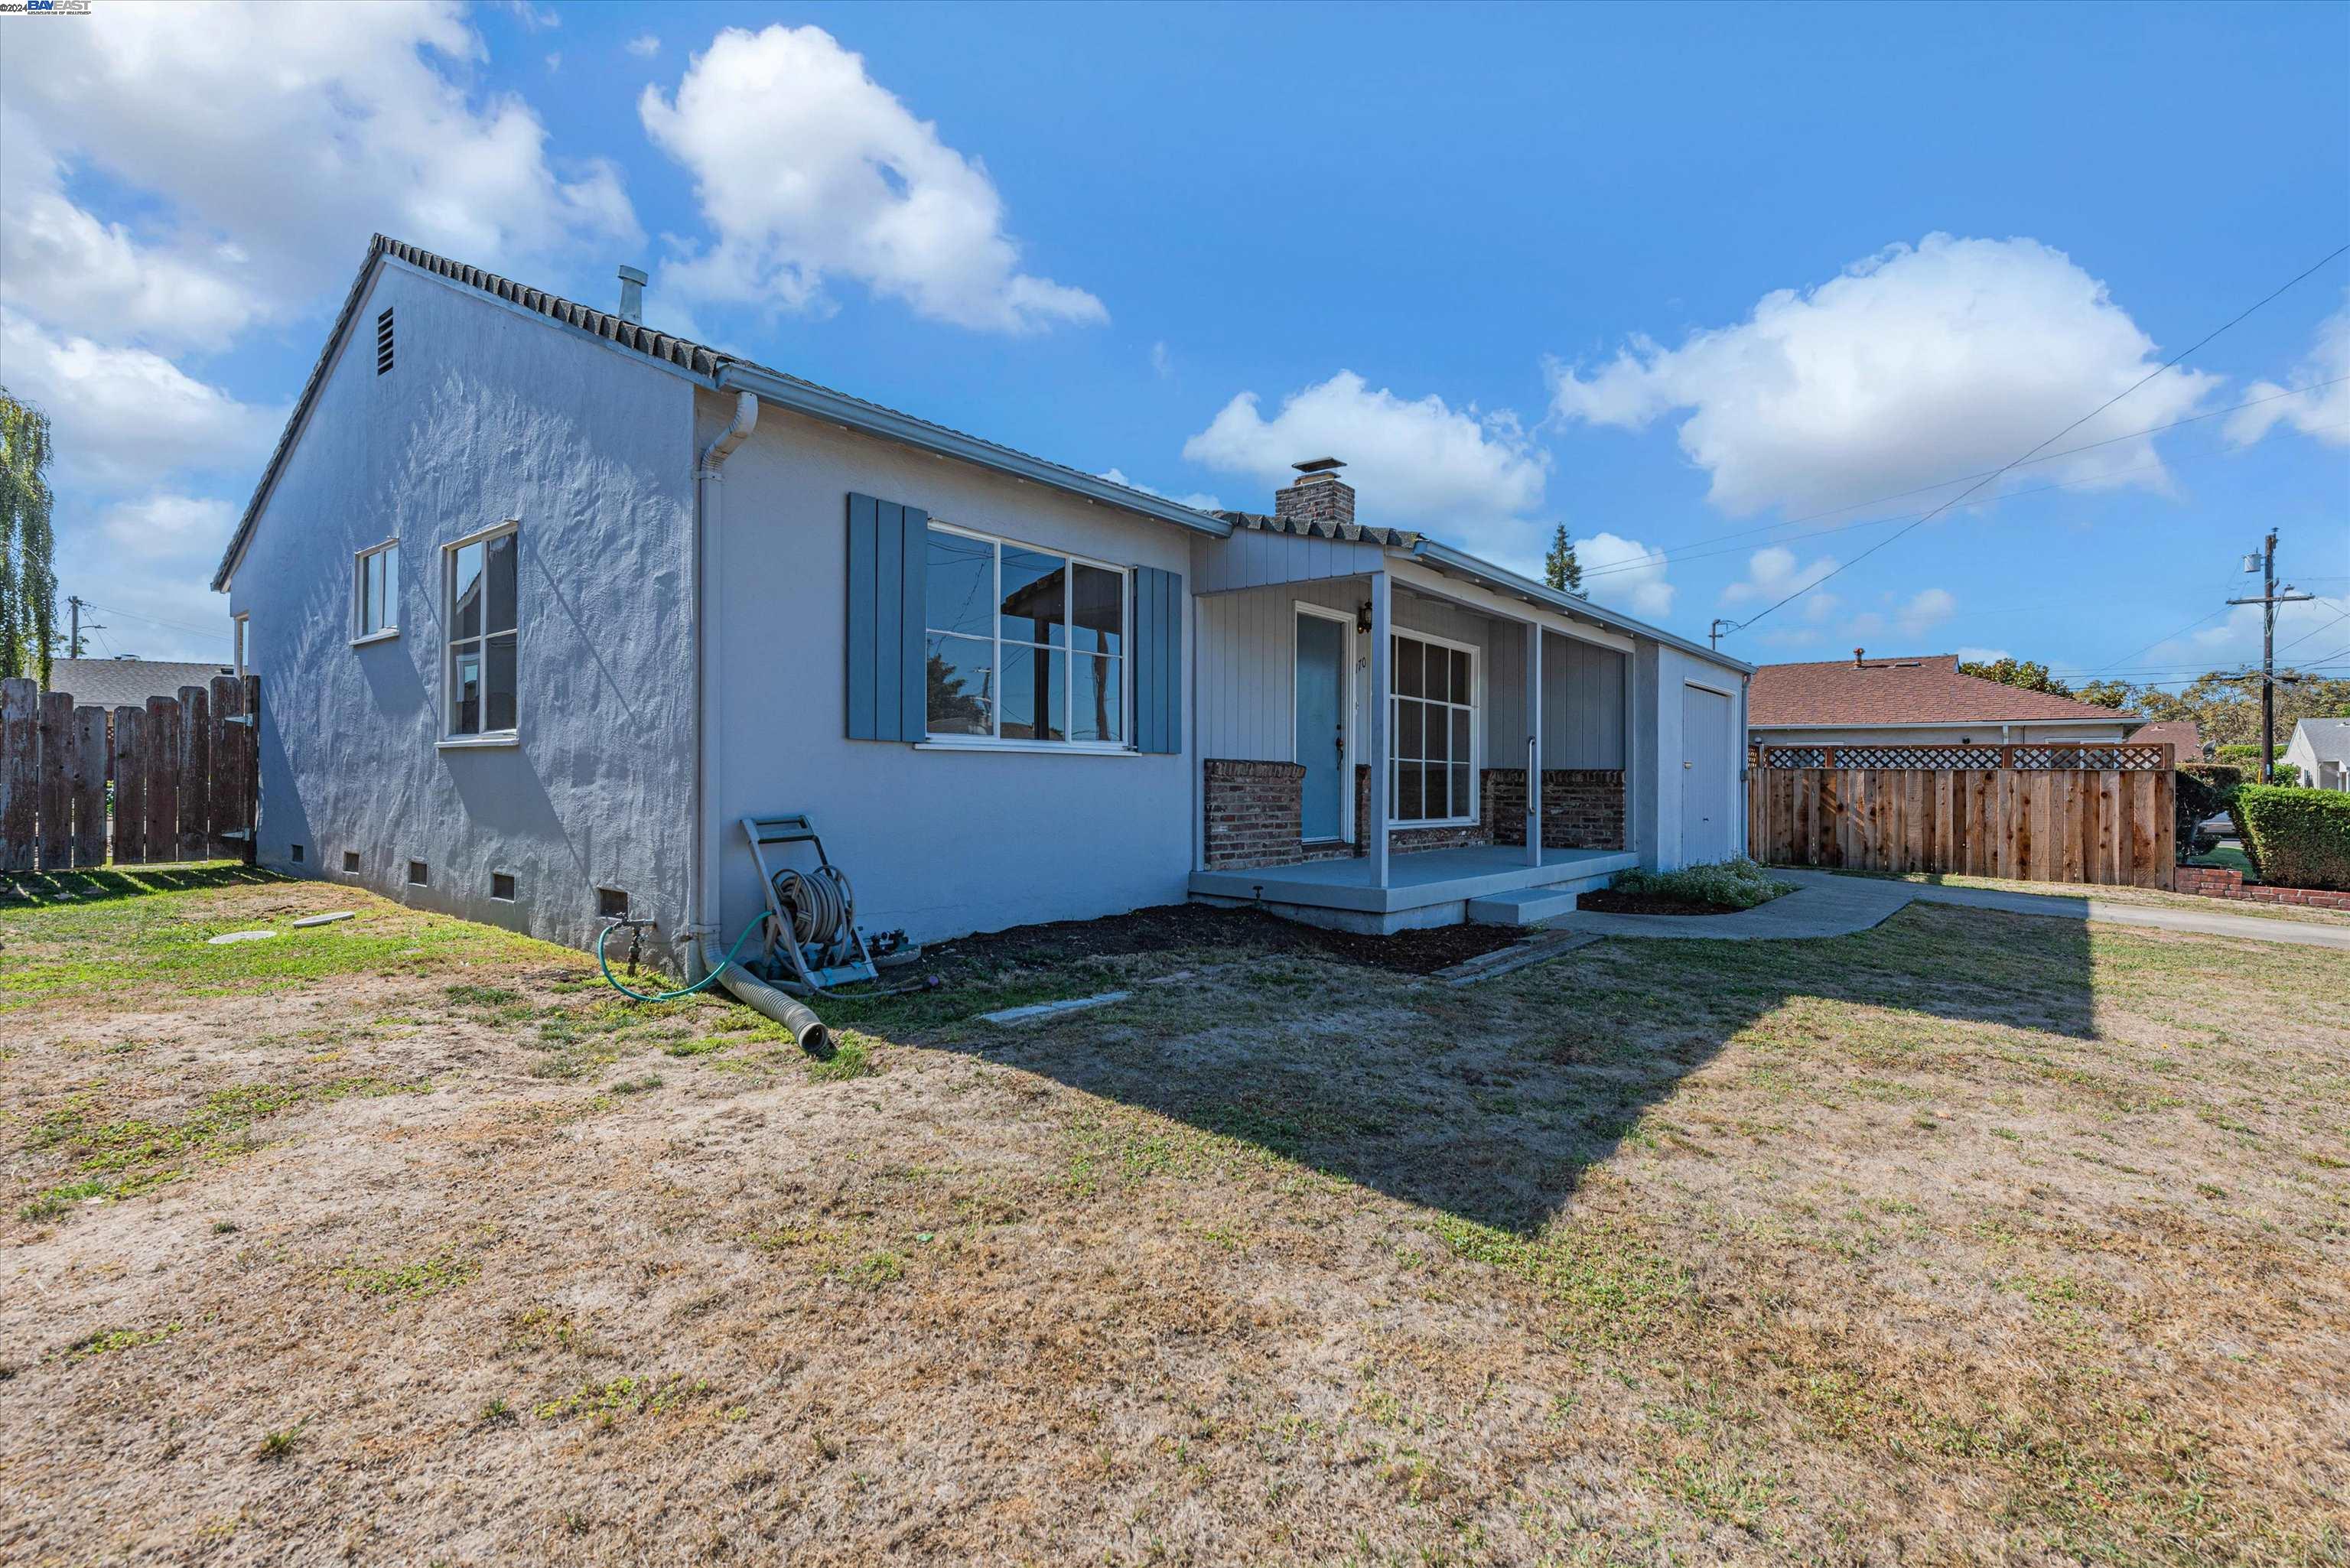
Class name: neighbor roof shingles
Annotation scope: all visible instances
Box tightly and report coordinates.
[47,659,236,709]
[1749,655,2138,727]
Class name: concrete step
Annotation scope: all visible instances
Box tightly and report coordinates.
[1466,887,1583,926]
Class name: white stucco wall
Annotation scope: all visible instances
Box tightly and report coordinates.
[702,395,1199,945]
[228,259,700,952]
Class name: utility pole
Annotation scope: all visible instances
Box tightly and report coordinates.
[1710,617,1735,651]
[66,596,101,659]
[2227,531,2315,782]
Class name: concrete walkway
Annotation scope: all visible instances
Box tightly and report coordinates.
[1538,868,2350,952]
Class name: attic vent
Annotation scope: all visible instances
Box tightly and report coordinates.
[375,307,395,376]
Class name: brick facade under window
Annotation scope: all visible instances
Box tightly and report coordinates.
[1483,768,1626,851]
[1203,759,1355,871]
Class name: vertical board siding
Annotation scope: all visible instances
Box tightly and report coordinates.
[112,706,147,865]
[1749,761,2175,888]
[37,691,72,869]
[0,678,34,873]
[145,695,181,864]
[209,675,246,860]
[843,493,929,743]
[177,685,211,862]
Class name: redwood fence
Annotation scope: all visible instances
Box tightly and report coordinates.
[1747,743,2176,888]
[0,675,259,873]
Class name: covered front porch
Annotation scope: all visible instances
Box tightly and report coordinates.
[1188,842,1639,933]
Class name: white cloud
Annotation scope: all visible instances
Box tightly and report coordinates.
[626,34,661,58]
[544,51,561,73]
[0,1,638,347]
[1574,532,1674,619]
[2168,593,2350,670]
[2225,294,2350,450]
[0,309,282,488]
[1549,234,2217,519]
[501,1,560,31]
[1098,469,1221,513]
[1151,340,1172,379]
[640,24,1104,333]
[1721,545,1840,616]
[1898,587,1956,636]
[1957,646,2011,665]
[1181,371,1548,535]
[99,493,237,558]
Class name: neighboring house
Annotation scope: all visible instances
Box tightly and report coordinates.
[2284,717,2350,791]
[1749,652,2143,750]
[2128,718,2204,763]
[46,658,237,708]
[213,235,1751,958]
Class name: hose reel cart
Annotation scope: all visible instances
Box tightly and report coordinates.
[740,815,914,996]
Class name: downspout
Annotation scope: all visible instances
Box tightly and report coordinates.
[683,389,759,980]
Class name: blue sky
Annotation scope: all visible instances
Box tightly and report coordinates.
[5,0,2345,687]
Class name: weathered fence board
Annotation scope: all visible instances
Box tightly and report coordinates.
[0,679,35,873]
[1749,744,2175,889]
[0,678,257,872]
[70,706,109,867]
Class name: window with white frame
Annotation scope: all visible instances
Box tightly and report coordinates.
[445,525,517,737]
[923,522,1128,747]
[354,539,399,639]
[1389,632,1476,825]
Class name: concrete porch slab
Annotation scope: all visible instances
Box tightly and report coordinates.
[1187,845,1636,916]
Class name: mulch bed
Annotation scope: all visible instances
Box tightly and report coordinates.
[922,901,1521,977]
[1574,889,1749,917]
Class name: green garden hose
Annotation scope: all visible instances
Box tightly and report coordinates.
[595,916,767,1004]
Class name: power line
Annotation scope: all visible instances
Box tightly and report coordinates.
[1717,241,2350,637]
[84,601,223,639]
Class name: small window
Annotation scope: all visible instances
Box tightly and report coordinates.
[1388,632,1478,828]
[491,871,518,902]
[376,307,395,376]
[446,524,519,738]
[290,843,305,864]
[597,887,630,919]
[407,859,428,887]
[355,539,399,639]
[342,851,360,875]
[923,522,1128,746]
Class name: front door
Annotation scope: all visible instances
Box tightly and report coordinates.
[1295,611,1348,841]
[1681,683,1733,864]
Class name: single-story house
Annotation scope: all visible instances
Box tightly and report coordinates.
[1749,652,2144,751]
[2284,717,2350,791]
[46,658,236,708]
[212,235,1752,965]
[2127,718,2204,763]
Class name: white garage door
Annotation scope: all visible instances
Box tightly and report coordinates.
[1680,684,1733,865]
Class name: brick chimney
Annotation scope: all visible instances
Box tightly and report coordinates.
[1274,457,1355,529]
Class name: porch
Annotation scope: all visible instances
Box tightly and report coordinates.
[1188,843,1639,934]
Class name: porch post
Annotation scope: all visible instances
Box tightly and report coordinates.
[1369,571,1391,889]
[1525,620,1542,865]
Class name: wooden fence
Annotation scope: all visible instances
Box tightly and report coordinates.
[0,675,258,873]
[1747,742,2176,888]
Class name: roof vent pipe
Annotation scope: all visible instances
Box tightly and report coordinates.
[617,265,648,324]
[1854,646,1866,666]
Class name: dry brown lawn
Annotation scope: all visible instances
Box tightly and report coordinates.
[2,867,2346,1566]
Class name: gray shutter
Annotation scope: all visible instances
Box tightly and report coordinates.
[845,493,929,741]
[1131,566,1183,754]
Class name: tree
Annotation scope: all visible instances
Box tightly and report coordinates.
[1957,656,2074,699]
[0,389,57,686]
[2075,678,2134,711]
[1543,525,1583,596]
[2069,669,2350,747]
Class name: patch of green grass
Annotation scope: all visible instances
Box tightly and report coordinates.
[845,1251,905,1287]
[1430,1213,1691,1348]
[662,1036,733,1059]
[334,1251,479,1302]
[19,1176,112,1221]
[805,1032,877,1082]
[533,1374,709,1424]
[610,1074,663,1095]
[257,1420,305,1460]
[60,1322,182,1361]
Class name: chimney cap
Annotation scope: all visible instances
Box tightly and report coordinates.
[1853,647,1866,665]
[617,264,649,286]
[1291,456,1346,474]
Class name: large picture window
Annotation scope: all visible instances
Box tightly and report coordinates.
[353,539,399,640]
[446,524,517,738]
[1389,631,1476,825]
[923,522,1128,747]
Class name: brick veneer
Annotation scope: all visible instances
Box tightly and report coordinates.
[1483,768,1626,851]
[1202,759,1356,870]
[2173,864,2350,909]
[1352,765,1495,854]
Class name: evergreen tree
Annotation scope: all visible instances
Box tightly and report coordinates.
[0,389,57,686]
[1543,525,1583,595]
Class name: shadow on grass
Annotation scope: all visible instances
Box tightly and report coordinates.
[828,900,2104,1235]
[2,863,288,907]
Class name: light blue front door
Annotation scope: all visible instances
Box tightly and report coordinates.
[1296,612,1347,841]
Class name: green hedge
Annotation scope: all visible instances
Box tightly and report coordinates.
[2174,763,2247,863]
[2233,785,2350,891]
